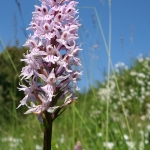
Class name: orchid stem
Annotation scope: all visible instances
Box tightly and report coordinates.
[43,111,53,150]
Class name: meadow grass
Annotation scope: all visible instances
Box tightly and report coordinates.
[1,67,150,150]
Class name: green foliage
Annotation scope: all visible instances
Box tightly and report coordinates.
[97,57,150,149]
[0,46,27,120]
[1,47,150,150]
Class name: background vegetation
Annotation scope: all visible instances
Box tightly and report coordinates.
[1,46,150,150]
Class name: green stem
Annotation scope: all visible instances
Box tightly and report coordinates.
[106,0,112,146]
[43,111,53,150]
[79,6,132,142]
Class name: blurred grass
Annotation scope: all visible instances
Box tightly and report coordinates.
[1,63,150,150]
[1,56,150,149]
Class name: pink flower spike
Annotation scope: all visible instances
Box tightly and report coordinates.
[17,0,82,122]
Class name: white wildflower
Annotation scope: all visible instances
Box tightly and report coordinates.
[103,142,114,149]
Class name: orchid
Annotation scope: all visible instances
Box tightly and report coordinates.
[17,0,81,149]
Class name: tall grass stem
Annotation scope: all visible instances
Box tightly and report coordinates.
[106,0,112,147]
[79,6,133,141]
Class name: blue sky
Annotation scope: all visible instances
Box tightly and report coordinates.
[0,0,150,91]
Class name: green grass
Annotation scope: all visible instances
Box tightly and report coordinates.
[1,62,150,150]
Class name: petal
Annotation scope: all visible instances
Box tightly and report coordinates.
[34,71,47,82]
[20,66,34,79]
[24,105,42,114]
[43,55,59,64]
[41,84,53,98]
[47,106,59,113]
[47,68,56,83]
[16,95,29,109]
[57,74,70,82]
